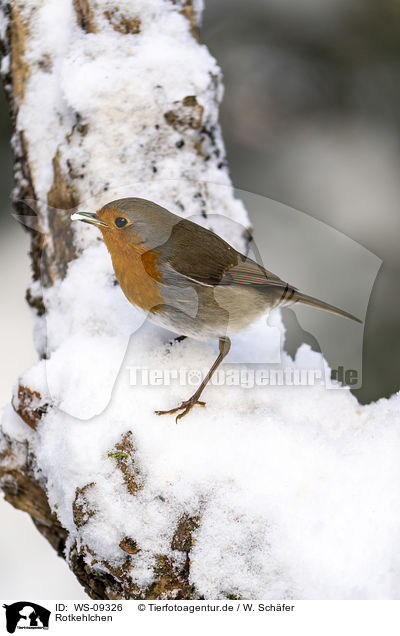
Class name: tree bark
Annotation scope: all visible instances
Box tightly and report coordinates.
[0,0,250,599]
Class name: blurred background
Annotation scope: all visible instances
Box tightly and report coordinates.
[1,0,399,598]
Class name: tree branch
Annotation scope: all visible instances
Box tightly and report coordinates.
[0,0,250,599]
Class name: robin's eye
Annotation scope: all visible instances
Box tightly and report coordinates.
[115,217,128,228]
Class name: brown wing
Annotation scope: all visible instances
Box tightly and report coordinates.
[220,259,291,289]
[151,218,362,323]
[156,218,291,292]
[156,218,239,285]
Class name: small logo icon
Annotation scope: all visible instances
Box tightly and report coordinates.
[2,602,50,633]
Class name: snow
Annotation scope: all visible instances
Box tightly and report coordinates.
[4,306,400,598]
[14,0,248,245]
[2,0,400,600]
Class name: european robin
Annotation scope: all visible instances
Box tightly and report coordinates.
[72,198,361,420]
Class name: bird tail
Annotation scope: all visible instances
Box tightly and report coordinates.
[289,290,362,323]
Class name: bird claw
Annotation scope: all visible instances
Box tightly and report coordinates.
[155,398,206,422]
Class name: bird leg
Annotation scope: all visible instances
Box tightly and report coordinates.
[156,337,231,422]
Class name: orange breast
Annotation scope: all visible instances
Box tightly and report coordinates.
[102,228,164,313]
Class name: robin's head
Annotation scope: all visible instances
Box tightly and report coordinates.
[71,197,178,253]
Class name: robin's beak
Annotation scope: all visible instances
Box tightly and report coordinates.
[71,211,108,227]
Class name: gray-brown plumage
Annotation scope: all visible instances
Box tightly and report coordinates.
[72,198,361,420]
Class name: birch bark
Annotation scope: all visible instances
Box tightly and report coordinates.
[0,0,250,599]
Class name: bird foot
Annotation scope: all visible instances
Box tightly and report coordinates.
[155,397,206,422]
